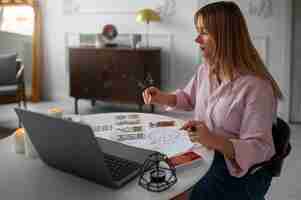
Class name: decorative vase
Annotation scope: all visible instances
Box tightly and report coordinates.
[131,34,142,49]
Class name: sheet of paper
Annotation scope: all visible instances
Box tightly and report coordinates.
[122,127,194,157]
[191,143,213,164]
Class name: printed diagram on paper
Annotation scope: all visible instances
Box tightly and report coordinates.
[146,127,194,157]
[84,113,193,157]
[122,127,194,157]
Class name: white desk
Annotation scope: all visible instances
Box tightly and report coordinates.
[0,112,213,200]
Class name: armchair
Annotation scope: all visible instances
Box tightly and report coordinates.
[0,53,27,125]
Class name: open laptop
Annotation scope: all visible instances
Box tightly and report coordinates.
[15,108,155,188]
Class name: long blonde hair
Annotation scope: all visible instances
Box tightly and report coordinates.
[194,1,283,99]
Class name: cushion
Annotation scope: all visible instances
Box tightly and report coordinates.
[0,53,18,85]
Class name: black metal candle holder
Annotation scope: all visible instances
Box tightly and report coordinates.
[138,152,177,192]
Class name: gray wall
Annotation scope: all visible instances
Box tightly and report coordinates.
[0,31,32,96]
[41,0,292,120]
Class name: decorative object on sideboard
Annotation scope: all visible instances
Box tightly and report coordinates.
[79,33,97,46]
[96,33,105,47]
[130,33,142,49]
[136,9,161,47]
[102,24,118,47]
[248,0,272,18]
[138,152,177,192]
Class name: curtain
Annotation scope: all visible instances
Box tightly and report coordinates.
[0,8,3,27]
[0,0,34,6]
[0,0,42,102]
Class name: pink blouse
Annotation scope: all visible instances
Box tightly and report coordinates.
[173,63,276,177]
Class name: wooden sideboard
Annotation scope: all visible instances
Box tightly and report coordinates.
[68,46,161,114]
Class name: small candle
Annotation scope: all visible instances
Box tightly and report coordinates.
[48,107,63,118]
[150,169,166,183]
[13,128,25,154]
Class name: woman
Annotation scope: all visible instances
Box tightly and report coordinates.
[142,1,282,199]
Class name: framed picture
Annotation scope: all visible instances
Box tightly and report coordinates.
[64,0,162,14]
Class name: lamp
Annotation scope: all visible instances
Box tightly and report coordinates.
[136,8,161,47]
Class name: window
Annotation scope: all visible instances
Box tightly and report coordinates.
[0,6,34,36]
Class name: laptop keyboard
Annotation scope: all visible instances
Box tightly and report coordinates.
[103,153,141,181]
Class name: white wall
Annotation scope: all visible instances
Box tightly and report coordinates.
[41,0,291,120]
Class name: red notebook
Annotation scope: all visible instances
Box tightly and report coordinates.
[169,151,202,168]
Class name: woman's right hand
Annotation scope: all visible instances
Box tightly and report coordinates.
[142,86,164,105]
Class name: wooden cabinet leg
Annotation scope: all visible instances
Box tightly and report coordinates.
[91,99,96,107]
[151,104,155,113]
[75,98,79,114]
[138,104,143,112]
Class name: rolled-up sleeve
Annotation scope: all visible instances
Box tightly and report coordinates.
[225,79,276,177]
[166,64,206,111]
[173,74,197,111]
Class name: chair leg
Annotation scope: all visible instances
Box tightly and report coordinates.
[23,98,27,109]
[16,91,22,127]
[22,88,27,109]
[19,81,27,109]
[18,118,21,128]
[75,98,79,114]
[17,90,21,108]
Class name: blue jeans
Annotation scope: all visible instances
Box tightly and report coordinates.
[190,152,272,200]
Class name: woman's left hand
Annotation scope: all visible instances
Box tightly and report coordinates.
[181,120,235,158]
[180,120,211,145]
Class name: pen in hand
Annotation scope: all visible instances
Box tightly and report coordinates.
[142,87,157,104]
[180,125,196,132]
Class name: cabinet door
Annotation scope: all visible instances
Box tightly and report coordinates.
[69,48,161,105]
[69,49,98,98]
[94,50,114,98]
[110,51,145,103]
[142,50,161,89]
